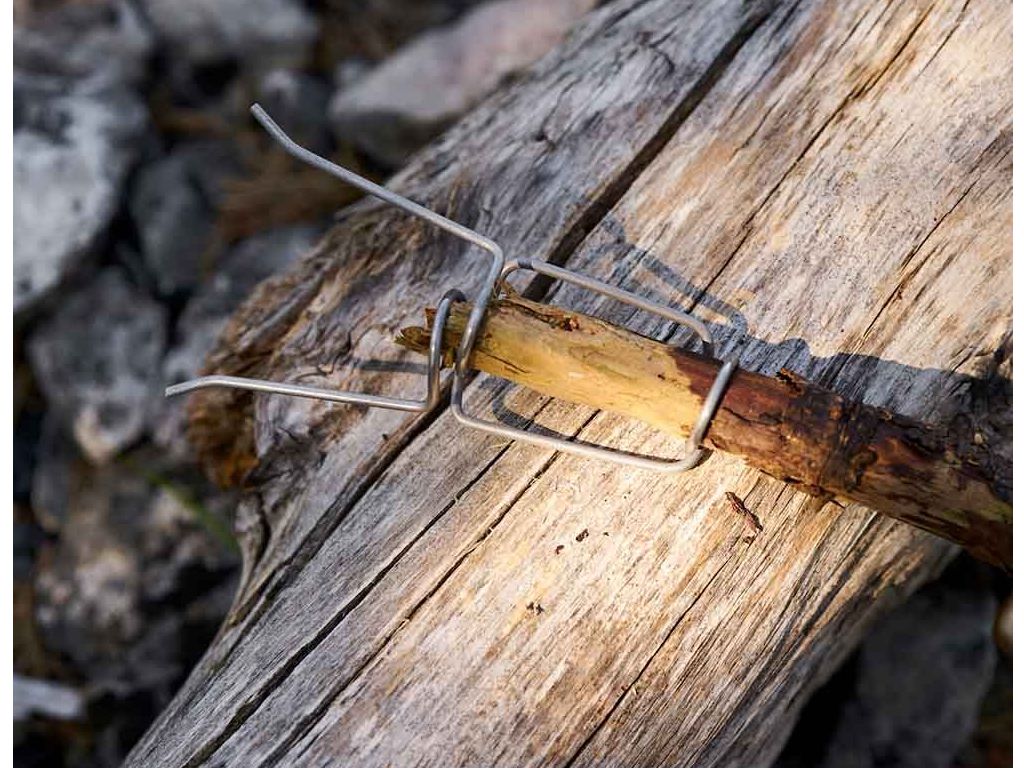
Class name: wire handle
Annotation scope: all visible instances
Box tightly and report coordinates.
[449,258,736,472]
[166,104,737,472]
[166,106,502,414]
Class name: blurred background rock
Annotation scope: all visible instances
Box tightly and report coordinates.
[11,1,1011,767]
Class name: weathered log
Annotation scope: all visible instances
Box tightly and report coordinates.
[127,0,1011,766]
[397,295,1011,568]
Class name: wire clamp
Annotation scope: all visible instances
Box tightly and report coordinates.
[167,104,738,472]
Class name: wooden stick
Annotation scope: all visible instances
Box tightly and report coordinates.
[397,296,1011,569]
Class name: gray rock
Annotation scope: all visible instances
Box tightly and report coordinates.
[14,3,150,316]
[138,0,318,70]
[257,68,333,153]
[329,0,489,57]
[13,516,44,584]
[13,675,85,723]
[29,415,79,532]
[334,58,372,92]
[330,0,597,166]
[28,269,167,464]
[154,225,321,460]
[33,450,237,703]
[816,574,997,768]
[129,141,241,297]
[15,1,152,89]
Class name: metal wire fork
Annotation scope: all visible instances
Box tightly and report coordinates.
[166,104,738,472]
[165,105,501,414]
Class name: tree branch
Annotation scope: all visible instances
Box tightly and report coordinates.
[397,295,1011,568]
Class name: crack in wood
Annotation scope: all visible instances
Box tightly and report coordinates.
[206,0,778,681]
[126,0,1010,763]
[562,554,736,767]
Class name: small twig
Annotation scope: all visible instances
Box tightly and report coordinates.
[726,491,763,541]
[395,295,1011,568]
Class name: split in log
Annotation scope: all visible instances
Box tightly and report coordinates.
[127,0,1011,766]
[396,295,1011,568]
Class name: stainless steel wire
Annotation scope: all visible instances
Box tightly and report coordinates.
[250,104,503,376]
[449,257,737,471]
[165,103,737,472]
[165,104,503,412]
[167,285,468,410]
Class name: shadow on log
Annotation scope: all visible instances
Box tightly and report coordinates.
[127,0,1011,765]
[396,290,1011,567]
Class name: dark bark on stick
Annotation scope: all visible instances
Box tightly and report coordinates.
[399,296,1012,568]
[127,0,1011,765]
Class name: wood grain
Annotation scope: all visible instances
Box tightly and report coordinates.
[397,295,1011,567]
[127,0,1011,765]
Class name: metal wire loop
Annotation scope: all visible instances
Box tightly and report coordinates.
[449,257,736,472]
[166,285,467,411]
[165,104,503,412]
[165,104,738,473]
[427,289,467,404]
[250,104,503,374]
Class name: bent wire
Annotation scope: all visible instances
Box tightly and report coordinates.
[450,258,736,472]
[167,105,503,414]
[166,287,468,413]
[166,103,738,472]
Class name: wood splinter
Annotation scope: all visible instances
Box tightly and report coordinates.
[726,491,763,542]
[397,295,1011,570]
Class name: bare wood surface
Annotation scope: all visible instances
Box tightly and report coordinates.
[127,0,1011,766]
[397,295,1011,567]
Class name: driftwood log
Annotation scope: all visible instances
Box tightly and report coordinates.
[128,0,1011,766]
[396,296,1011,568]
